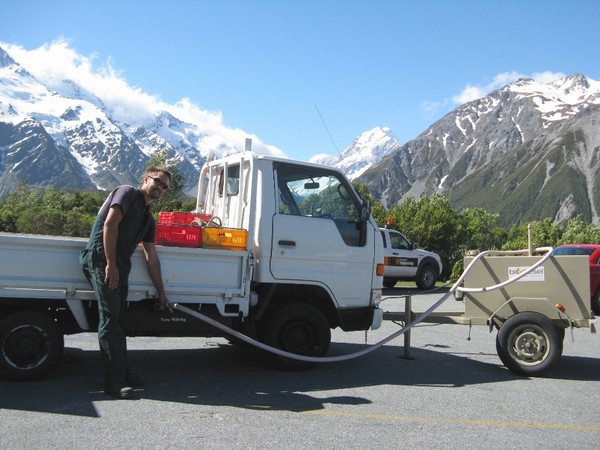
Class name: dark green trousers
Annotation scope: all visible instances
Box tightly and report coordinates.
[81,249,129,387]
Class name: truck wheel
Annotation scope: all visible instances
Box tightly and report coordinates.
[591,287,600,315]
[495,312,562,376]
[416,264,437,290]
[0,311,64,381]
[263,303,331,370]
[383,278,397,288]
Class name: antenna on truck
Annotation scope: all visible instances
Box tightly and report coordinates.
[315,105,341,155]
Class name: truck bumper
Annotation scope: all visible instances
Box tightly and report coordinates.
[371,307,383,330]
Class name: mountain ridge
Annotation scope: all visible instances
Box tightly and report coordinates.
[2,45,599,227]
[357,73,600,226]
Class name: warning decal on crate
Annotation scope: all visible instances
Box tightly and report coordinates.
[508,266,545,282]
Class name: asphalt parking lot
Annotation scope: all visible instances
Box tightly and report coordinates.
[1,288,599,449]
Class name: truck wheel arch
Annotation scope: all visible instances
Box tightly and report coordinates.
[255,283,338,328]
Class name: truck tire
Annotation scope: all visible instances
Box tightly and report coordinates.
[263,302,331,370]
[383,277,397,289]
[495,312,562,376]
[416,264,437,290]
[0,311,64,381]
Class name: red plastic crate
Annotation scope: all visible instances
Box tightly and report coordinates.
[158,212,211,225]
[155,224,203,247]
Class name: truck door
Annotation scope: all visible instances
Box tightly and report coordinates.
[385,230,418,277]
[270,163,375,307]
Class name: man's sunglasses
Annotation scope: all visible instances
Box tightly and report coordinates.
[148,175,169,190]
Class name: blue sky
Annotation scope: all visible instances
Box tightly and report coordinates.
[3,0,600,161]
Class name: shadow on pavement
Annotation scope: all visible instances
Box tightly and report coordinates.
[1,336,598,417]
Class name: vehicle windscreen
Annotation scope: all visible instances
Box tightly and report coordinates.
[553,247,594,256]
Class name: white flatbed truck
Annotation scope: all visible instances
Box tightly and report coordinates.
[0,151,385,380]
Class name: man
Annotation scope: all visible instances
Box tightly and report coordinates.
[81,166,171,399]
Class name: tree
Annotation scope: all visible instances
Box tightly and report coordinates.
[0,183,104,237]
[145,151,193,214]
[353,182,386,223]
[385,193,460,279]
[450,208,507,281]
[502,218,562,250]
[559,216,600,244]
[458,207,507,252]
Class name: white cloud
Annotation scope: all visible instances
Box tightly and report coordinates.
[0,39,285,157]
[2,40,157,122]
[529,71,567,85]
[452,85,486,104]
[420,99,444,117]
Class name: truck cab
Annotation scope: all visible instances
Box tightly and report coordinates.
[201,153,385,333]
[379,227,442,290]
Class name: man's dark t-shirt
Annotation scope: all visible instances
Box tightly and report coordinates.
[83,185,155,279]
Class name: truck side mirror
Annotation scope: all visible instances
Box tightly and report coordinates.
[358,200,370,246]
[360,200,370,222]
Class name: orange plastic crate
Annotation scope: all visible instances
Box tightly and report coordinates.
[155,224,203,247]
[202,227,248,251]
[158,212,211,225]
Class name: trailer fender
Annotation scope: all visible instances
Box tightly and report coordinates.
[487,297,569,331]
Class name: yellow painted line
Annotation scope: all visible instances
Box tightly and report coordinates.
[305,410,600,432]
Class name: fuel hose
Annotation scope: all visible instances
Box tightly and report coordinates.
[169,247,554,363]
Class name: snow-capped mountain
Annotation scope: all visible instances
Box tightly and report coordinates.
[0,44,396,197]
[0,46,272,196]
[358,74,600,226]
[310,126,400,179]
[3,43,599,227]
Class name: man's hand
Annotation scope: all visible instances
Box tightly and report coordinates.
[158,292,168,310]
[105,262,120,290]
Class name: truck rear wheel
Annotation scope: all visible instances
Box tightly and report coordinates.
[0,311,64,381]
[263,303,331,370]
[495,312,562,376]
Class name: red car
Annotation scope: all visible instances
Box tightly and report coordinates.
[553,244,600,315]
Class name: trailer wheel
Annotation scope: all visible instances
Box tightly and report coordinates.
[263,303,331,370]
[495,312,562,376]
[0,311,64,381]
[416,264,437,290]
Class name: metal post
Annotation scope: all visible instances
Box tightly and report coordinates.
[403,295,413,359]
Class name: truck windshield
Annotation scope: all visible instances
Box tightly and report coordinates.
[553,247,594,256]
[275,163,363,246]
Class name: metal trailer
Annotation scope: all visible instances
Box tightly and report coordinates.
[384,251,596,376]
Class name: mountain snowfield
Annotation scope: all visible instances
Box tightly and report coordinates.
[310,126,400,179]
[0,46,282,195]
[2,43,600,225]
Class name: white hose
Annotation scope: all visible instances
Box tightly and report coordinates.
[169,247,554,363]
